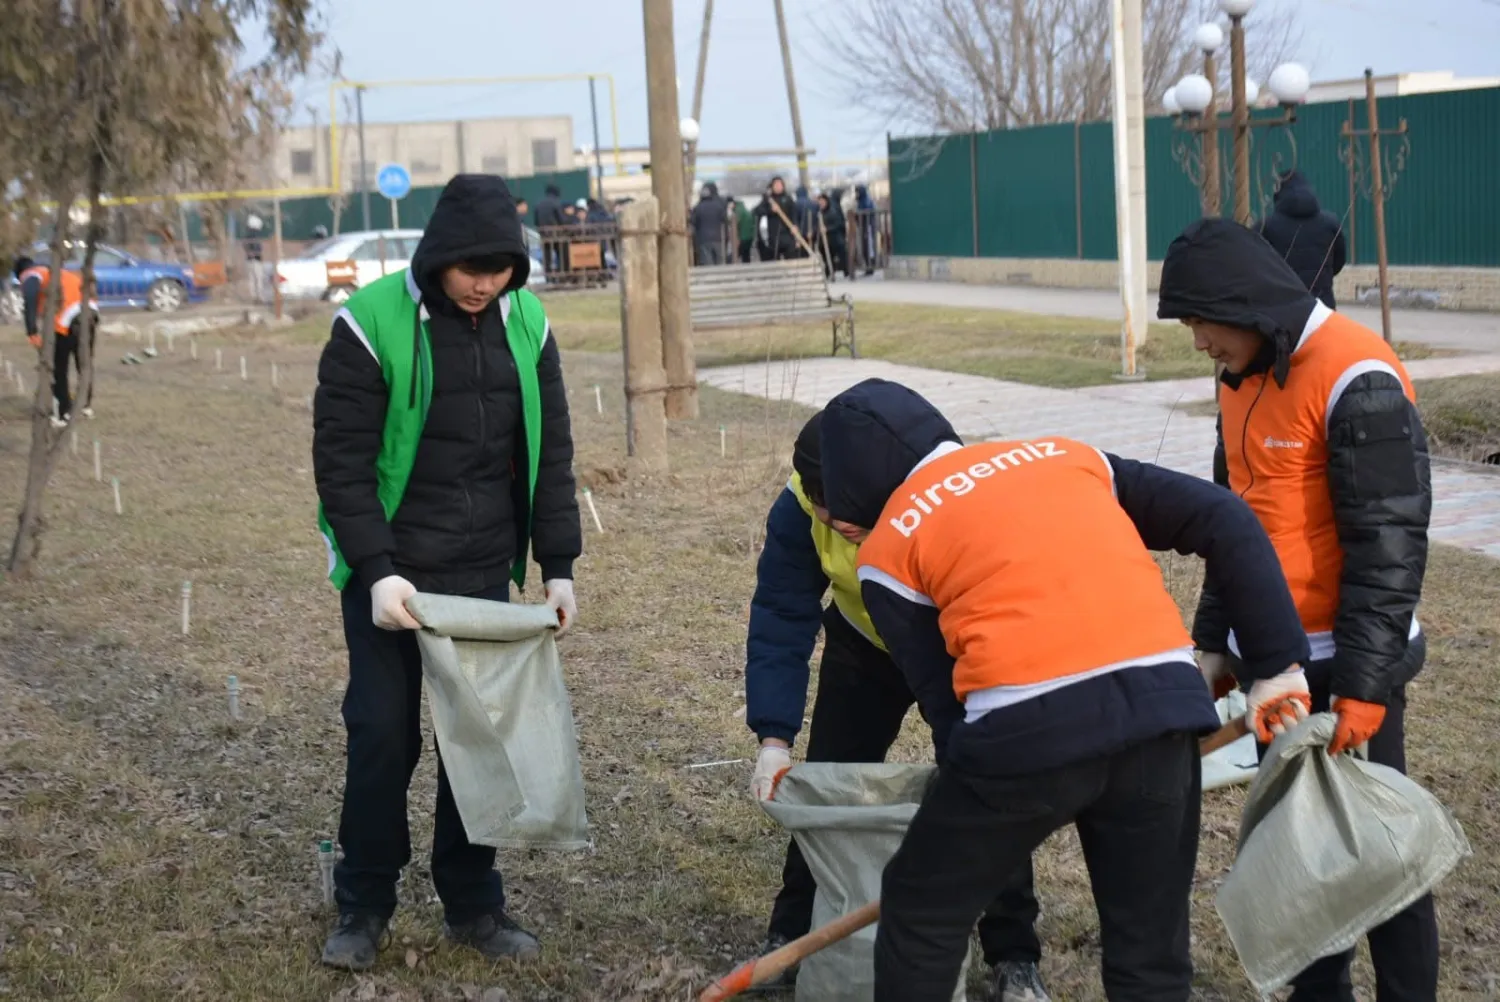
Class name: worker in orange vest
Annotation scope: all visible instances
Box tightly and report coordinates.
[816,378,1312,1002]
[1159,217,1436,1002]
[13,255,99,425]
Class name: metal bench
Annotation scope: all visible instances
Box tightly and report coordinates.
[688,258,857,357]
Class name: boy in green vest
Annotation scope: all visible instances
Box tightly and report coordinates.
[313,174,582,971]
[743,412,1051,1001]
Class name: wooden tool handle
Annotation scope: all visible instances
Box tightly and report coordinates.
[698,901,881,1002]
[1199,714,1249,757]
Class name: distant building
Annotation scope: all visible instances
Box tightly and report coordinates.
[272,115,576,191]
[1304,71,1500,105]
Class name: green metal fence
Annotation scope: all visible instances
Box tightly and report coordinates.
[888,86,1500,268]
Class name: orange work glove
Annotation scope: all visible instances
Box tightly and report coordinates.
[1328,697,1386,756]
[28,334,42,349]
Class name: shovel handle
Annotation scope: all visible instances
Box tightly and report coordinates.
[698,900,881,1002]
[1199,714,1249,757]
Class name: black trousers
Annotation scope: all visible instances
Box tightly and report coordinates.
[333,583,509,924]
[768,609,1042,967]
[875,731,1201,1002]
[1269,645,1438,1002]
[737,239,754,263]
[52,321,95,420]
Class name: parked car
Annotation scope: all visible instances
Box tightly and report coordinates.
[2,240,206,317]
[274,227,547,304]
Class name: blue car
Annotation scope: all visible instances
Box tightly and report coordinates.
[11,241,207,314]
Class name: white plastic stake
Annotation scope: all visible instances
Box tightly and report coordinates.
[181,581,193,636]
[583,486,604,533]
[594,384,603,413]
[720,425,727,457]
[166,332,176,353]
[215,348,223,371]
[111,476,122,515]
[271,362,279,388]
[70,428,78,457]
[190,338,198,361]
[148,329,156,352]
[93,440,101,482]
[305,394,314,413]
[227,676,241,721]
[240,356,247,381]
[318,841,337,906]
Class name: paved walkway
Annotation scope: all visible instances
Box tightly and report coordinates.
[844,279,1500,354]
[701,356,1500,559]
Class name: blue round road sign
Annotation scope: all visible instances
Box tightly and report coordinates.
[376,163,412,200]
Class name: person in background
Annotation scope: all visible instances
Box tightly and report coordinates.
[1159,217,1436,1002]
[1258,170,1347,308]
[744,411,1051,1001]
[313,173,582,972]
[730,196,755,263]
[817,191,848,280]
[794,184,818,247]
[515,197,530,224]
[14,254,99,426]
[756,177,800,261]
[691,181,729,266]
[854,184,877,275]
[534,185,565,272]
[817,377,1311,1002]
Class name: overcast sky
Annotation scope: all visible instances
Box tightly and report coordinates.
[294,0,1500,165]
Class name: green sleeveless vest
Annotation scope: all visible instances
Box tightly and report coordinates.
[788,473,887,651]
[318,269,548,590]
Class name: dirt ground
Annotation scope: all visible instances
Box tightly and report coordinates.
[1,300,1497,1002]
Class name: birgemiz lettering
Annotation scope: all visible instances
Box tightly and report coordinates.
[890,440,1069,538]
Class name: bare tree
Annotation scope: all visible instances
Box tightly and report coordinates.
[1,0,321,575]
[820,0,1300,133]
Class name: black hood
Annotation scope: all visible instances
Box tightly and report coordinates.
[1273,171,1321,219]
[700,181,719,199]
[819,379,961,529]
[410,174,530,306]
[12,255,34,279]
[792,411,824,504]
[1157,217,1317,387]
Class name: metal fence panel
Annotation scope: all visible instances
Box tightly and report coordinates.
[887,135,976,258]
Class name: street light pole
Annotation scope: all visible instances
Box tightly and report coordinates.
[1201,48,1222,217]
[1228,15,1251,223]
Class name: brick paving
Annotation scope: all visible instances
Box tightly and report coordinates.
[700,357,1500,559]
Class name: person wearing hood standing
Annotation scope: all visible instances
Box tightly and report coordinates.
[744,412,1051,1001]
[1159,217,1436,1002]
[817,191,848,280]
[313,173,582,971]
[534,184,566,272]
[854,184,877,275]
[691,181,730,266]
[794,184,818,246]
[818,378,1312,1002]
[756,176,801,261]
[1258,171,1347,308]
[730,196,756,263]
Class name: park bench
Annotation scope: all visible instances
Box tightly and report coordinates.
[688,258,857,357]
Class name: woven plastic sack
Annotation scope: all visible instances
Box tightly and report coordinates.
[406,593,590,851]
[761,763,970,1002]
[1216,713,1470,995]
[1203,689,1259,791]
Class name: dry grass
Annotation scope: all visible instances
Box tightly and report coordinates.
[1414,374,1500,464]
[0,312,1497,1001]
[541,290,1444,389]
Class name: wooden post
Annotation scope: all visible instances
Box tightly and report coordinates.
[1366,69,1393,343]
[273,196,284,321]
[643,0,699,420]
[618,197,669,474]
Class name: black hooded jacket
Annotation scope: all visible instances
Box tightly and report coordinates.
[1159,218,1429,705]
[818,378,1305,770]
[314,174,582,597]
[1259,171,1346,308]
[690,182,729,245]
[755,178,801,256]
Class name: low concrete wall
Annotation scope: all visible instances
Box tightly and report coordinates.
[887,256,1500,313]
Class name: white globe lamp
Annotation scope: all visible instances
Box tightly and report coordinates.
[1162,86,1181,114]
[1175,74,1214,115]
[1194,22,1224,53]
[1219,0,1254,16]
[679,117,701,143]
[1267,63,1311,106]
[1245,79,1261,106]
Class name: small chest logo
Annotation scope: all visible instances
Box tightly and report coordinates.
[1263,435,1306,450]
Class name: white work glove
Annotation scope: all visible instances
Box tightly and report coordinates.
[751,742,792,801]
[1246,668,1312,743]
[544,578,576,635]
[1197,651,1236,700]
[370,575,419,631]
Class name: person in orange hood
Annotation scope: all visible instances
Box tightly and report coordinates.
[1160,217,1436,1002]
[817,378,1310,1002]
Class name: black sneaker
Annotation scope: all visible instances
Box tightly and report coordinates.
[741,933,798,994]
[320,912,388,971]
[992,960,1051,1002]
[444,910,541,960]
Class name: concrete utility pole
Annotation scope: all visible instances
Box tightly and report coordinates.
[618,196,670,472]
[772,0,811,192]
[642,0,699,419]
[355,86,371,231]
[1110,0,1150,373]
[685,0,714,193]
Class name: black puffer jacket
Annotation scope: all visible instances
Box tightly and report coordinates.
[1259,171,1346,308]
[1159,219,1429,704]
[314,174,581,597]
